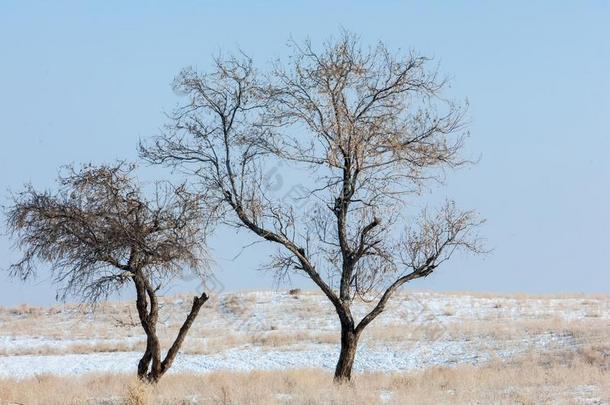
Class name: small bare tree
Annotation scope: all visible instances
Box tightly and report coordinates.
[5,162,211,383]
[141,32,485,382]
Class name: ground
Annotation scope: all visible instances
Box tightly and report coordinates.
[0,290,608,404]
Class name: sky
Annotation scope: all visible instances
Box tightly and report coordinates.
[0,1,609,306]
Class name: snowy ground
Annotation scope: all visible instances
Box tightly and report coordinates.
[0,336,573,378]
[0,290,608,379]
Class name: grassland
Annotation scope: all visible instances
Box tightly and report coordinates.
[0,290,608,403]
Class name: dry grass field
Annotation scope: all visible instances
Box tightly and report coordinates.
[0,352,608,404]
[0,290,608,404]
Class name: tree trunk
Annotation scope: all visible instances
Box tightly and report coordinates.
[160,293,208,374]
[334,326,359,383]
[133,274,207,383]
[147,292,208,383]
[137,342,152,380]
[145,333,163,383]
[133,273,162,383]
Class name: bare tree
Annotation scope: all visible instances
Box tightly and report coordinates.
[5,162,211,383]
[141,32,485,382]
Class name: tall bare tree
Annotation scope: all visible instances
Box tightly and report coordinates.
[141,32,485,382]
[5,162,211,383]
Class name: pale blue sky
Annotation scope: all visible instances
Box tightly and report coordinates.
[1,1,609,305]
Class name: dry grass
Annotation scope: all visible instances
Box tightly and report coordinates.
[0,291,608,403]
[0,347,607,404]
[0,290,608,357]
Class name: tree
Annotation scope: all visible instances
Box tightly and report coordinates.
[141,32,485,382]
[5,162,211,383]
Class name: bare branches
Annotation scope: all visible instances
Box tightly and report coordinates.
[139,49,343,311]
[356,201,485,333]
[5,162,210,304]
[264,31,468,191]
[139,31,483,304]
[400,201,486,274]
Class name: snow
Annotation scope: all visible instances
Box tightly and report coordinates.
[0,290,607,379]
[0,340,489,378]
[0,330,580,379]
[0,336,145,352]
